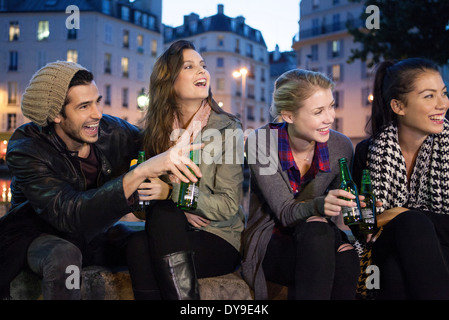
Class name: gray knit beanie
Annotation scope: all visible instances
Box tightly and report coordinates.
[21,61,87,127]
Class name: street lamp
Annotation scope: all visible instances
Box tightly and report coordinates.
[137,88,149,111]
[232,67,248,131]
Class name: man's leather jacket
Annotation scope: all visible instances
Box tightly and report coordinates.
[0,114,142,295]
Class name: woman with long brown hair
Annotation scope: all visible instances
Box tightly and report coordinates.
[135,40,245,300]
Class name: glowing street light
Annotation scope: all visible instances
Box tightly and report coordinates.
[137,88,149,111]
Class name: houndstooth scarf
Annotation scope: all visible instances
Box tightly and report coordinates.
[366,120,449,215]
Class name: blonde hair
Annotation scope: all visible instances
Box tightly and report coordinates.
[270,69,334,119]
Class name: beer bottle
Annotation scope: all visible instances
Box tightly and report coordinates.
[177,149,200,211]
[359,169,377,234]
[338,157,362,225]
[134,151,150,219]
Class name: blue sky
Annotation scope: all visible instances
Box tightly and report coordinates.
[161,0,300,52]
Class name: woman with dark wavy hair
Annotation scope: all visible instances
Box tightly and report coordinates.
[134,40,244,300]
[353,57,449,299]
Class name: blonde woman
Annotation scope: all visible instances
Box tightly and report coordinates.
[242,69,360,300]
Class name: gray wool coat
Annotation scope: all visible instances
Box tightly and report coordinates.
[241,123,354,300]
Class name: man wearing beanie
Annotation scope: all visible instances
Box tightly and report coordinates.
[0,61,201,300]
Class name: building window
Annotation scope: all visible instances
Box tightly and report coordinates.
[329,64,342,82]
[9,21,19,41]
[104,53,111,74]
[217,35,224,47]
[334,90,340,108]
[235,38,240,53]
[246,44,254,58]
[102,0,111,15]
[217,57,224,68]
[134,10,142,26]
[333,117,342,132]
[8,82,17,105]
[67,50,78,63]
[312,18,319,36]
[104,85,111,105]
[9,51,18,71]
[362,87,372,106]
[332,14,340,32]
[151,40,157,57]
[121,57,129,78]
[311,44,319,61]
[7,114,17,131]
[216,78,225,91]
[260,108,266,122]
[104,24,112,44]
[37,20,49,40]
[247,106,255,121]
[329,39,342,58]
[67,28,77,40]
[122,88,129,107]
[121,6,130,21]
[137,62,144,81]
[123,30,129,48]
[137,34,144,53]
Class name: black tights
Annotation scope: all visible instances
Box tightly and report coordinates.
[127,200,241,299]
[372,210,449,299]
[262,220,360,300]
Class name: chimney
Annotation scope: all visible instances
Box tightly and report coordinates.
[217,4,224,15]
[273,44,281,62]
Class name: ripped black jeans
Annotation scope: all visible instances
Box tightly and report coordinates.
[262,219,360,300]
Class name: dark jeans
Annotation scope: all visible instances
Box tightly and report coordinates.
[262,220,360,300]
[127,200,241,299]
[372,209,449,299]
[27,223,147,300]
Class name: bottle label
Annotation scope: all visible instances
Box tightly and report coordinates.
[361,208,375,224]
[342,206,361,224]
[183,184,198,202]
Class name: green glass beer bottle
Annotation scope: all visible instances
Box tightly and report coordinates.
[338,158,362,225]
[360,169,377,234]
[134,151,150,219]
[177,149,199,211]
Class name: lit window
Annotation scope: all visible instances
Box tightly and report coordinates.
[9,21,19,41]
[67,50,78,63]
[8,82,17,105]
[151,39,157,57]
[123,30,129,48]
[137,34,144,53]
[121,57,129,78]
[37,21,49,40]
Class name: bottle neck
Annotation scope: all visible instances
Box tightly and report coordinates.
[339,161,351,181]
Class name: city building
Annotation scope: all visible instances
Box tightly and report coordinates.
[293,0,372,144]
[0,0,163,154]
[163,4,270,132]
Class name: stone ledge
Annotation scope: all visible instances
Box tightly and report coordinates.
[9,266,260,300]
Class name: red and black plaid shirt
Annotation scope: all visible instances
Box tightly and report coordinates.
[270,122,331,198]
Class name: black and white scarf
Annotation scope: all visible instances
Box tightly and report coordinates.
[367,120,449,215]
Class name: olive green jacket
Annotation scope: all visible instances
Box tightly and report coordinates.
[170,110,245,252]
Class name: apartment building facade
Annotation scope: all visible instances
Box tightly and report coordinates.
[163,4,270,131]
[0,0,163,142]
[293,0,373,144]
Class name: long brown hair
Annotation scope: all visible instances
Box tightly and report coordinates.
[143,40,225,157]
